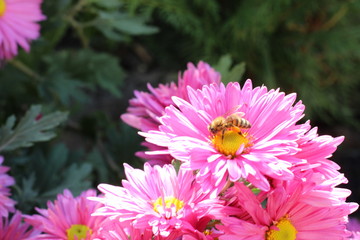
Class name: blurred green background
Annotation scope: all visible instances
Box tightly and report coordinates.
[1,0,359,215]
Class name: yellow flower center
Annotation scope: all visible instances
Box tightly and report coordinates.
[211,127,250,158]
[0,0,6,16]
[153,196,184,213]
[66,224,92,240]
[266,216,297,240]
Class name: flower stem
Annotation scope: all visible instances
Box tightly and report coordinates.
[9,59,43,82]
[65,0,89,48]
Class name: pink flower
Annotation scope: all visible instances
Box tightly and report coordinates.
[97,221,169,240]
[121,61,221,165]
[121,82,178,132]
[0,211,39,239]
[218,180,358,239]
[291,125,347,183]
[134,141,174,166]
[0,156,16,217]
[142,80,308,191]
[177,61,221,103]
[92,163,225,239]
[24,189,106,240]
[121,61,221,132]
[0,0,45,60]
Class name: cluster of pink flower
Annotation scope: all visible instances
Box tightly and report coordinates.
[111,62,360,239]
[1,62,358,239]
[0,1,359,236]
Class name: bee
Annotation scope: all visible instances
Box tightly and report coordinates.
[208,116,227,135]
[208,113,251,135]
[225,114,251,129]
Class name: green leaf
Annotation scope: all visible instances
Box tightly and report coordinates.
[0,105,68,152]
[41,163,93,198]
[213,54,246,84]
[14,174,40,213]
[88,0,121,9]
[20,174,39,201]
[223,62,246,84]
[94,11,158,38]
[213,54,232,76]
[50,77,89,105]
[171,159,181,174]
[251,187,261,195]
[43,49,124,99]
[96,25,124,41]
[9,143,94,212]
[39,143,69,190]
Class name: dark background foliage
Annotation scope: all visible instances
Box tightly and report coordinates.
[0,0,359,216]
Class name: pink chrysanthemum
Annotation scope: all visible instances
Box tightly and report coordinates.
[0,0,45,60]
[97,220,154,240]
[92,163,226,239]
[0,156,16,217]
[142,80,310,191]
[0,211,39,239]
[24,189,106,240]
[121,61,221,132]
[121,61,221,165]
[291,125,347,182]
[218,180,358,240]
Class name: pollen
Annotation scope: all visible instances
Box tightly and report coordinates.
[66,224,92,240]
[211,127,250,158]
[153,196,184,213]
[0,0,6,16]
[266,215,297,240]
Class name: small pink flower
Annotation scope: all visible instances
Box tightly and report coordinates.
[121,61,221,165]
[142,80,308,191]
[0,211,39,239]
[218,180,358,239]
[92,163,225,239]
[0,156,16,217]
[0,0,46,60]
[24,189,106,240]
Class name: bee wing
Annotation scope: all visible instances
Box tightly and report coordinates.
[223,105,244,117]
[232,111,245,118]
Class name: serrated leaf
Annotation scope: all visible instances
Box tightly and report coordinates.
[10,143,94,210]
[213,54,246,84]
[213,54,233,77]
[0,105,68,152]
[14,173,40,213]
[49,75,89,105]
[21,174,39,200]
[95,11,158,37]
[41,163,92,198]
[40,144,69,191]
[222,62,246,84]
[43,49,124,99]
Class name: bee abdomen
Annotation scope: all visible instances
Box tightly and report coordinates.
[240,118,251,128]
